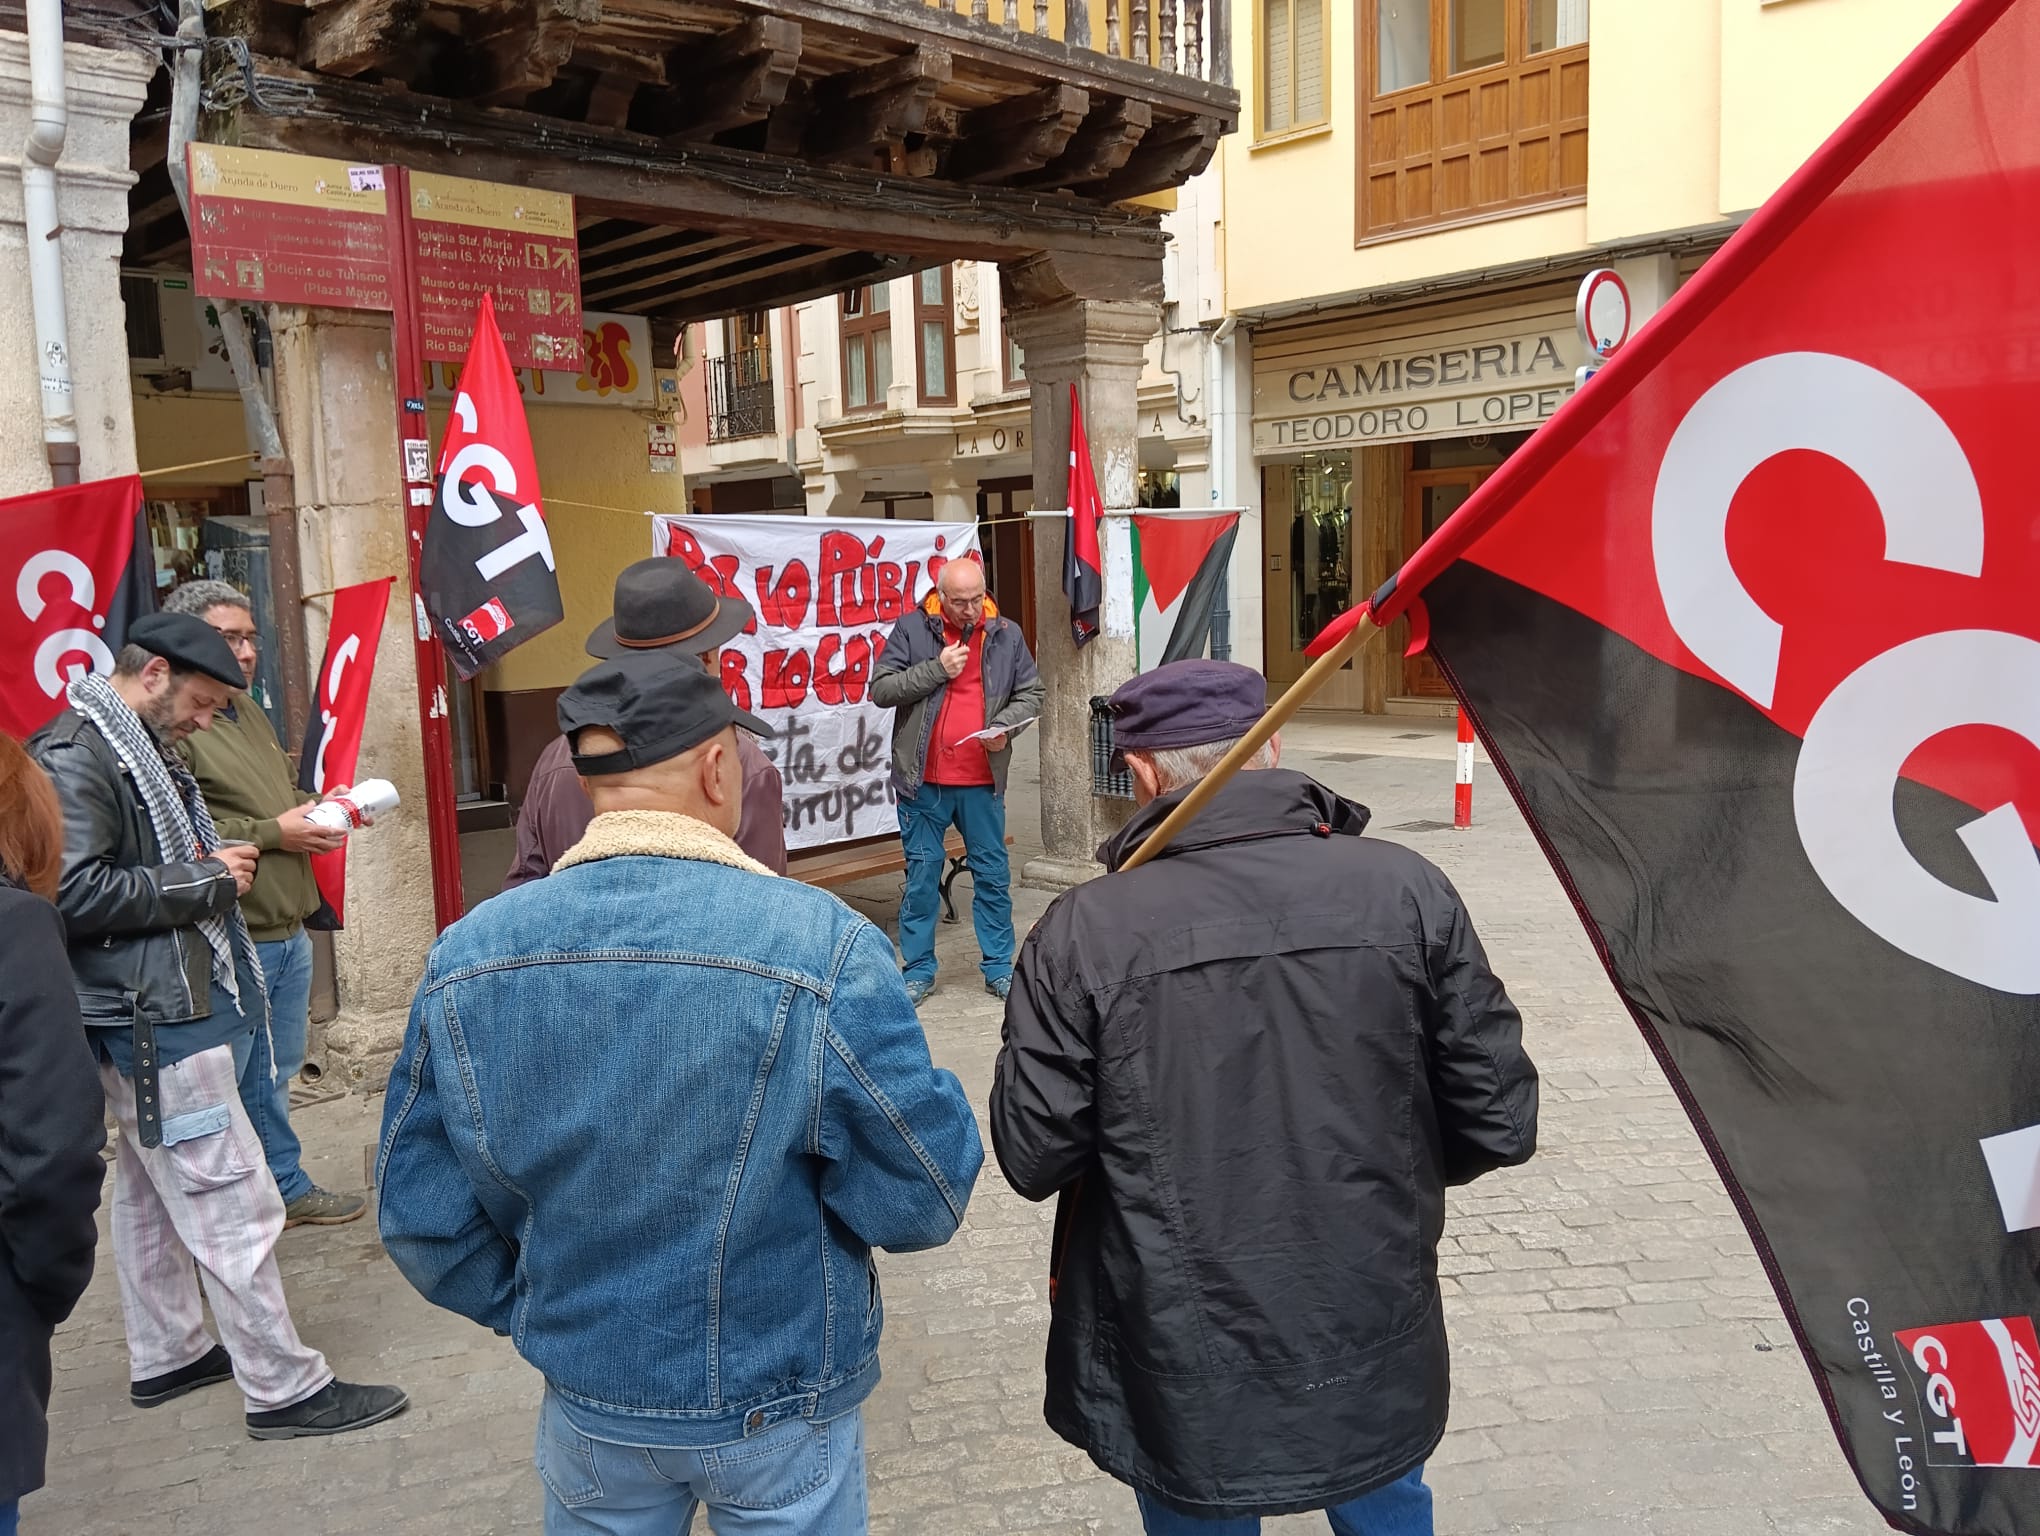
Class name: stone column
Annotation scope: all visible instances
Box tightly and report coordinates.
[927,464,978,526]
[1008,289,1160,888]
[270,306,434,1090]
[0,39,153,496]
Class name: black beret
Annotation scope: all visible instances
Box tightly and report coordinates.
[127,612,245,690]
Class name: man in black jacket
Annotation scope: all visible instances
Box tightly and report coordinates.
[29,614,404,1441]
[991,659,1538,1536]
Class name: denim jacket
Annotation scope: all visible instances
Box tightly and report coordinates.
[376,809,983,1447]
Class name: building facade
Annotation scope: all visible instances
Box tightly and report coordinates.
[1216,0,1963,711]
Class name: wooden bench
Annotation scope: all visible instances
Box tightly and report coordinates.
[788,831,1014,922]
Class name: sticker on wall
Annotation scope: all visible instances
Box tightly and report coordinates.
[648,420,677,474]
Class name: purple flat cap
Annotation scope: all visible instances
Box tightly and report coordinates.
[1107,660,1270,765]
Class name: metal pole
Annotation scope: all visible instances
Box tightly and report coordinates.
[1454,705,1474,830]
[387,166,467,931]
[22,0,76,486]
[1118,616,1389,871]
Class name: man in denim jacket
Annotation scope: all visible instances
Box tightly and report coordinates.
[377,653,983,1534]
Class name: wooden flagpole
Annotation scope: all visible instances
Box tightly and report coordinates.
[1116,615,1391,872]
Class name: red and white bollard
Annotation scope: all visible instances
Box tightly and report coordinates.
[1453,708,1475,831]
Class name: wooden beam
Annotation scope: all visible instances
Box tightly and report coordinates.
[471,0,601,107]
[300,0,423,78]
[944,83,1089,183]
[584,233,752,291]
[650,251,916,326]
[801,48,951,166]
[585,241,803,307]
[1019,97,1151,187]
[1097,115,1220,199]
[638,17,802,144]
[232,68,1167,278]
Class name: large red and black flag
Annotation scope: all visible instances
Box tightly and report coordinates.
[1063,384,1104,647]
[0,475,156,738]
[421,292,564,677]
[1308,3,2040,1530]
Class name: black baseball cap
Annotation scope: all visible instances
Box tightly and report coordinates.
[557,650,773,776]
[586,557,755,660]
[127,612,244,690]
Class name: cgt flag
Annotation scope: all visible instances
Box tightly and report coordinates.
[1310,2,2040,1531]
[1131,512,1239,672]
[296,577,394,927]
[0,475,155,738]
[1062,384,1103,648]
[421,291,564,678]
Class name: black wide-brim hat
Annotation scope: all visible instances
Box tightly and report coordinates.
[586,556,754,660]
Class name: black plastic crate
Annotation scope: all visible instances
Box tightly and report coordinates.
[1090,696,1135,800]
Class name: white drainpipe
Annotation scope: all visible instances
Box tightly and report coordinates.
[24,0,78,486]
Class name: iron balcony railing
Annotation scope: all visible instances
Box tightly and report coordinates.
[709,350,776,443]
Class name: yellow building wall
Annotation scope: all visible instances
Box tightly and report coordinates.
[1718,0,1960,215]
[129,388,682,695]
[1220,0,1964,316]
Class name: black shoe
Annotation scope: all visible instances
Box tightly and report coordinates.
[246,1380,409,1441]
[132,1343,234,1408]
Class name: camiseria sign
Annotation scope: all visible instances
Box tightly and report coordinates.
[1253,310,1590,451]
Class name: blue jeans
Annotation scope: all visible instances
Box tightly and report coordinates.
[1136,1466,1432,1536]
[535,1390,867,1535]
[0,1497,17,1536]
[230,929,313,1204]
[897,782,1012,985]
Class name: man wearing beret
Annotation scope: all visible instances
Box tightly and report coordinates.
[162,579,367,1230]
[379,651,981,1533]
[29,615,406,1439]
[990,658,1539,1536]
[503,557,787,889]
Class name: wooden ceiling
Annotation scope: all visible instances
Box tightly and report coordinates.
[92,0,1236,326]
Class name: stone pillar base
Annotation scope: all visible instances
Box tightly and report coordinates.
[1020,855,1106,892]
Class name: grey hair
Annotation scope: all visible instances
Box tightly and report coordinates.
[162,579,252,618]
[1137,735,1276,792]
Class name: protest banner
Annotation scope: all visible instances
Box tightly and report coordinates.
[651,514,980,850]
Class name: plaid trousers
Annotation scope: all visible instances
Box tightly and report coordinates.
[99,1044,331,1411]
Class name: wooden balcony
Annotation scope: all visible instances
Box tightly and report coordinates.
[88,0,1235,328]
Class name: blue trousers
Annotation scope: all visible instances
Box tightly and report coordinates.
[0,1497,17,1535]
[536,1391,866,1535]
[896,782,1013,985]
[230,929,314,1204]
[1136,1466,1432,1536]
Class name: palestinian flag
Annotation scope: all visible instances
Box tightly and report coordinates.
[1309,3,2040,1531]
[1131,512,1239,672]
[1062,384,1103,648]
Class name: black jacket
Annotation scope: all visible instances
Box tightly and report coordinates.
[990,769,1538,1518]
[0,881,106,1504]
[870,596,1044,798]
[28,708,240,1031]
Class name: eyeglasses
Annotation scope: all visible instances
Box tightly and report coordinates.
[946,593,987,607]
[212,629,261,655]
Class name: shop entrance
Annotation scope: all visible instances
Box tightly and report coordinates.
[1401,466,1492,696]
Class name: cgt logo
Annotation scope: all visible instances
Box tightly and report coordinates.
[459,597,513,648]
[1895,1317,2040,1469]
[17,548,115,700]
[1653,353,2040,995]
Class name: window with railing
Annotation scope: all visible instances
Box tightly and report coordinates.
[915,266,957,406]
[1360,0,1589,239]
[840,284,894,413]
[709,311,775,442]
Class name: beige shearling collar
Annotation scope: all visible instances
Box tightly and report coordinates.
[553,810,774,879]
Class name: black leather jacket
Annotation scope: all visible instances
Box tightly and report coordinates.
[27,708,238,1030]
[991,770,1538,1519]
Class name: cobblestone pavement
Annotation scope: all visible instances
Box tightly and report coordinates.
[27,721,1885,1536]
